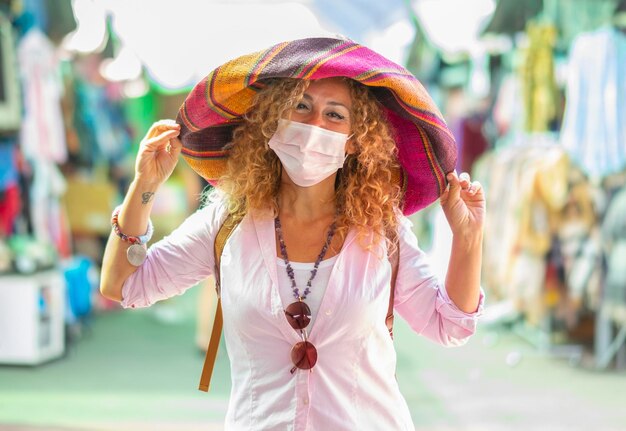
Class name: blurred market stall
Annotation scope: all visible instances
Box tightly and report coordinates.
[1,0,625,403]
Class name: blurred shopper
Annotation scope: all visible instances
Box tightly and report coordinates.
[100,37,485,430]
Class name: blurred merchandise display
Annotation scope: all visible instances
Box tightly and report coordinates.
[0,0,624,375]
[472,0,626,369]
[0,0,140,367]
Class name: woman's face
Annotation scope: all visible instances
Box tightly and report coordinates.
[287,78,353,137]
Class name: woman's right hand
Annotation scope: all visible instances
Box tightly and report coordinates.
[134,119,183,186]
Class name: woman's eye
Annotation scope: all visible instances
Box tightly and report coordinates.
[295,102,309,110]
[327,111,345,120]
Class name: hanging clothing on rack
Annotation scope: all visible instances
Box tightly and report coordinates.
[0,140,21,236]
[477,137,605,325]
[17,27,67,164]
[521,21,559,133]
[69,72,132,166]
[0,139,18,191]
[29,159,71,258]
[554,169,604,315]
[560,26,626,180]
[475,138,569,322]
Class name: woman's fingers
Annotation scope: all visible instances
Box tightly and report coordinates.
[145,119,180,138]
[443,171,485,203]
[166,136,183,157]
[444,171,462,200]
[459,172,471,188]
[143,128,181,152]
[466,180,482,196]
[453,171,482,196]
[134,121,184,185]
[142,120,181,147]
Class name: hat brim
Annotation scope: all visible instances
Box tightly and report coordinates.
[177,37,456,215]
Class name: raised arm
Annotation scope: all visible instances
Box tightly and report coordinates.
[100,120,182,302]
[439,171,485,313]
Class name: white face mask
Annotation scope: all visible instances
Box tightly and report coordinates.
[268,119,350,187]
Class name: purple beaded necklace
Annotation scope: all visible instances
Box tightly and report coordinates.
[274,216,336,300]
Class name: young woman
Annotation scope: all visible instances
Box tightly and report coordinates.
[100,37,485,430]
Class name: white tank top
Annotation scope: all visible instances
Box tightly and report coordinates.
[276,254,339,331]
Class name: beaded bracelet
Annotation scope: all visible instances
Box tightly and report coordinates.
[111,205,154,245]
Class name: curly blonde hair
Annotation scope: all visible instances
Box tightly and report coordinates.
[217,77,401,251]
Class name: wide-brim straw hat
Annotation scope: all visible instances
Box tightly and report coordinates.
[176,37,456,215]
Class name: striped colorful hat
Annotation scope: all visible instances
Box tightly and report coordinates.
[177,37,456,215]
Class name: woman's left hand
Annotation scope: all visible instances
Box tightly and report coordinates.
[439,171,486,237]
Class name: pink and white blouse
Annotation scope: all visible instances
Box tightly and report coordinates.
[121,199,484,430]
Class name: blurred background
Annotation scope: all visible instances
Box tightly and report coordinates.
[1,0,626,430]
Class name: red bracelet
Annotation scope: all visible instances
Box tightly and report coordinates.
[111,206,154,245]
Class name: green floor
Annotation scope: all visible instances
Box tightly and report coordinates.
[1,286,626,431]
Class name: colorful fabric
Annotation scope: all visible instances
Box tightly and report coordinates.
[177,37,457,215]
[0,141,18,191]
[0,184,21,236]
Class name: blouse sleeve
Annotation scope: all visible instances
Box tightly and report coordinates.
[120,198,228,309]
[393,214,485,346]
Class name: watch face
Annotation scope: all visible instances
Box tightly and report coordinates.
[126,244,147,267]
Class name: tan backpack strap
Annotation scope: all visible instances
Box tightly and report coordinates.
[198,297,223,392]
[199,213,238,392]
[386,231,400,339]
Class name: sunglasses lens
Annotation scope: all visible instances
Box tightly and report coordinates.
[291,341,317,370]
[285,301,311,330]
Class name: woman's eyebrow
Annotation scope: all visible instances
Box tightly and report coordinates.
[328,101,350,110]
[302,94,350,110]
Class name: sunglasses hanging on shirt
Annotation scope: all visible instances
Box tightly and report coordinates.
[275,216,336,373]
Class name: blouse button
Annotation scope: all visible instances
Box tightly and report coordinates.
[303,397,309,405]
[325,309,332,316]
